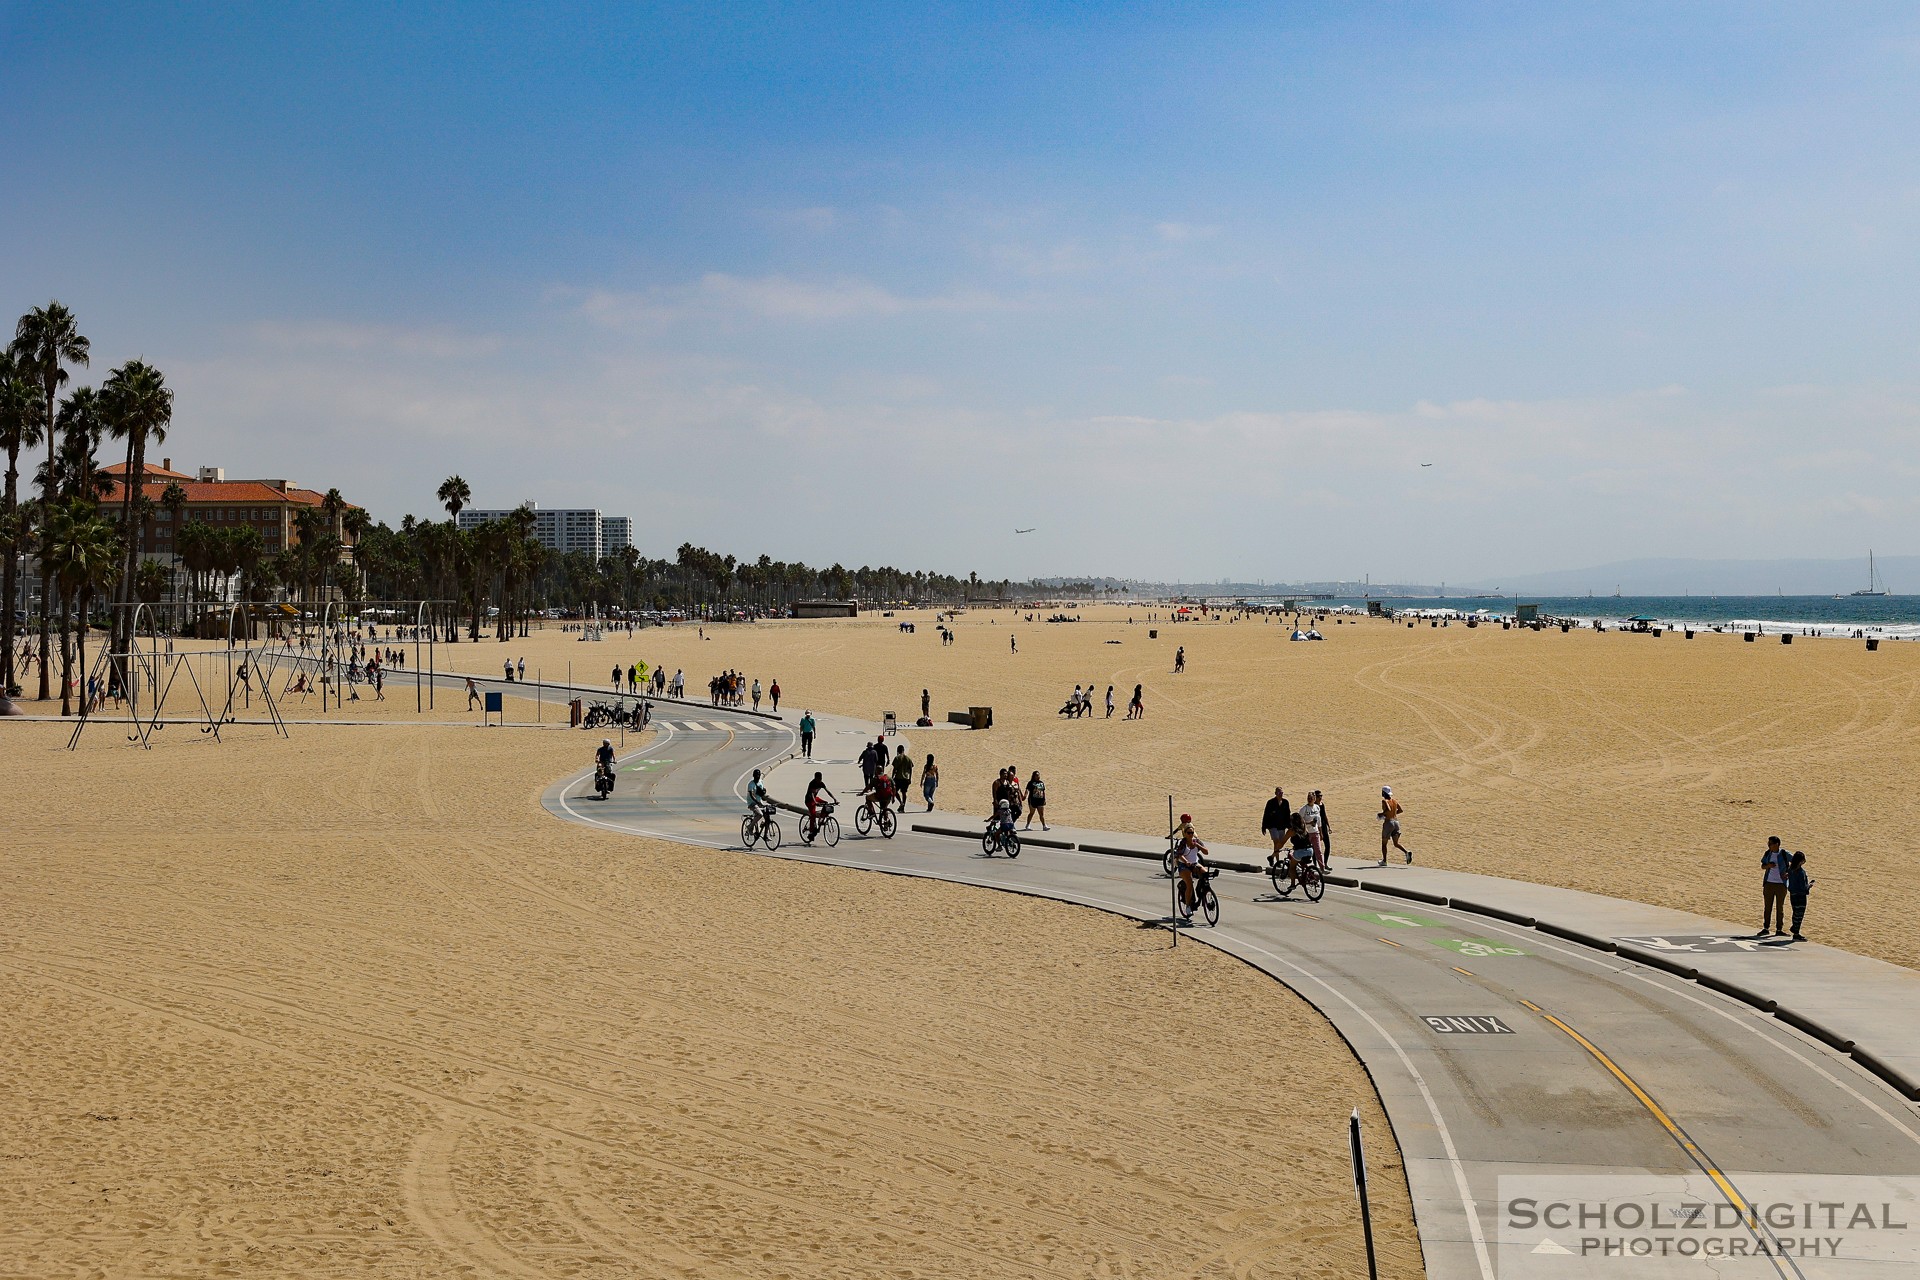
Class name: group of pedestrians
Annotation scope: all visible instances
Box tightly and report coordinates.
[858,736,918,813]
[1260,787,1333,873]
[1761,837,1816,941]
[1058,683,1115,717]
[612,663,683,699]
[990,766,1048,830]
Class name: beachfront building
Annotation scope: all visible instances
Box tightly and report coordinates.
[458,504,632,560]
[80,459,360,602]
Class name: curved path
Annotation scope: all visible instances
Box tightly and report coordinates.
[530,705,1920,1278]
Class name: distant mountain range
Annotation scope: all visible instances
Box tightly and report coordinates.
[1459,556,1908,597]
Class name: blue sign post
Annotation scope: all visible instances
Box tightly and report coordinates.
[484,690,503,726]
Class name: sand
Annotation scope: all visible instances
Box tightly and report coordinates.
[13,599,1910,1275]
[365,605,1919,970]
[0,715,1418,1278]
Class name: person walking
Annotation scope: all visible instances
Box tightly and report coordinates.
[1787,851,1814,942]
[466,677,480,710]
[921,755,939,811]
[799,710,816,759]
[1010,634,1017,654]
[921,688,930,720]
[1315,790,1334,865]
[611,664,621,690]
[1175,645,1185,674]
[1760,836,1791,936]
[1024,771,1048,830]
[769,679,780,712]
[1127,683,1144,719]
[1377,786,1411,865]
[891,747,914,814]
[751,678,762,711]
[517,657,526,682]
[1261,788,1292,862]
[1105,684,1115,718]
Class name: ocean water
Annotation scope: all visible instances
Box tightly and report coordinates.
[1317,596,1920,638]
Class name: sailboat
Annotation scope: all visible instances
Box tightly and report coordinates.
[1840,551,1889,599]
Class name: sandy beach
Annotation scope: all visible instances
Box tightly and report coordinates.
[0,713,1418,1277]
[363,605,1920,970]
[9,600,1914,1275]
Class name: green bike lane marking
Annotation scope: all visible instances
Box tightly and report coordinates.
[1350,911,1528,957]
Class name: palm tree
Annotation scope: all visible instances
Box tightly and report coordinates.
[13,302,89,700]
[0,351,45,693]
[159,482,187,599]
[46,499,120,715]
[101,359,172,666]
[437,475,470,521]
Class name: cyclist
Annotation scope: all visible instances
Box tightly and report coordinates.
[989,794,1016,844]
[805,771,837,838]
[1173,822,1210,922]
[594,738,616,791]
[865,768,896,817]
[745,767,773,817]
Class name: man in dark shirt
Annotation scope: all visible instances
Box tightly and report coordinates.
[1261,788,1292,867]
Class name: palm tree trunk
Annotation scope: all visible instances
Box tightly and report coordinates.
[38,384,55,701]
[1,449,17,693]
[58,585,72,716]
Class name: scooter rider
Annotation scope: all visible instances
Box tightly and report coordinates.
[595,738,616,790]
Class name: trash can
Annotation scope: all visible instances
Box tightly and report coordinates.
[1685,630,1695,639]
[1868,638,1880,651]
[569,697,582,727]
[1149,629,1158,639]
[1781,633,1792,645]
[1744,632,1756,642]
[969,705,993,730]
[1652,628,1662,637]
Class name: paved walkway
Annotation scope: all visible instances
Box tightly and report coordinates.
[537,703,1920,1279]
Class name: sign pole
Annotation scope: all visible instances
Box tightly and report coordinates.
[1168,794,1177,949]
[1350,1109,1379,1280]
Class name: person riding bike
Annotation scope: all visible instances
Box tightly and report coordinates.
[594,738,616,791]
[805,772,837,836]
[1173,822,1210,921]
[745,767,773,817]
[865,769,896,816]
[989,795,1015,841]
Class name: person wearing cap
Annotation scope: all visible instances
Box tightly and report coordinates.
[1378,786,1411,865]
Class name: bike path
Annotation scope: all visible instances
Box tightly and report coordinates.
[540,709,1920,1279]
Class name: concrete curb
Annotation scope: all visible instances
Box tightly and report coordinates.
[1444,898,1537,929]
[1359,881,1449,907]
[1614,943,1699,982]
[1774,1008,1857,1054]
[1692,972,1778,1013]
[1849,1047,1920,1101]
[1533,920,1619,953]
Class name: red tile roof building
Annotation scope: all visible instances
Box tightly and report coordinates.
[97,458,358,560]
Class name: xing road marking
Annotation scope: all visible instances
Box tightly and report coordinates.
[1422,1014,1514,1035]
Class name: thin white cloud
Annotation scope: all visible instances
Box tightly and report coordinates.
[1154,221,1220,243]
[569,274,1019,327]
[250,320,502,360]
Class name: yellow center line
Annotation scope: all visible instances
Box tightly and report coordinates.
[1451,966,1475,977]
[1376,937,1402,948]
[1534,1008,1750,1216]
[1293,911,1323,920]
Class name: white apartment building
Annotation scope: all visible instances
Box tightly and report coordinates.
[603,516,632,554]
[458,504,629,559]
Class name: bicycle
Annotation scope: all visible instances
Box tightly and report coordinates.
[800,802,841,848]
[854,799,898,838]
[982,820,1022,858]
[1267,848,1325,902]
[1179,865,1220,926]
[741,805,782,851]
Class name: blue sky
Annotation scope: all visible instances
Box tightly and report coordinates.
[5,2,1919,583]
